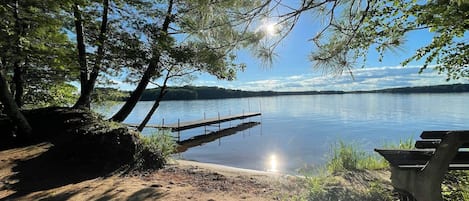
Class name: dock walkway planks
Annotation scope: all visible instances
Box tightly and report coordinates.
[127,112,261,132]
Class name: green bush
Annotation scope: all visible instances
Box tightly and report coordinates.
[134,129,176,169]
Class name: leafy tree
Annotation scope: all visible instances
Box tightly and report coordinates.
[71,0,110,108]
[0,0,77,108]
[109,0,270,122]
[0,0,77,136]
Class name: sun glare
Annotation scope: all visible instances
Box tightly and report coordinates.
[264,23,277,36]
[259,21,279,37]
[267,154,278,172]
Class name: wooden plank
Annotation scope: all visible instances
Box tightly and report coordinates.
[374,149,469,166]
[420,130,469,139]
[158,112,261,131]
[375,149,434,166]
[420,131,450,139]
[398,164,469,170]
[415,139,469,149]
[415,139,441,149]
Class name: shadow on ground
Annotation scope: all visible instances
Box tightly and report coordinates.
[3,145,123,200]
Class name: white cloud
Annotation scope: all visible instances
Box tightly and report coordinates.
[111,65,468,92]
[222,65,469,92]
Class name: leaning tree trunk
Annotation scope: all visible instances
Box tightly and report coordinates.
[110,59,159,122]
[137,72,170,131]
[0,70,32,137]
[73,0,109,109]
[109,0,174,122]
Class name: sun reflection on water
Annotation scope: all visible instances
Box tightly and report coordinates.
[267,154,279,172]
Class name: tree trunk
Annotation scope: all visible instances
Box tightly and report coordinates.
[109,59,159,122]
[0,70,32,137]
[13,0,24,108]
[73,3,89,108]
[12,63,24,107]
[74,0,109,109]
[137,73,170,131]
[109,0,174,122]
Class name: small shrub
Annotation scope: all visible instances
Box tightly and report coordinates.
[135,129,176,169]
[140,129,175,159]
[326,141,387,173]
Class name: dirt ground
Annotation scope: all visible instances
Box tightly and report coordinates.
[0,143,306,201]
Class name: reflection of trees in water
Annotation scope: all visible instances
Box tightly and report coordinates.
[176,122,260,153]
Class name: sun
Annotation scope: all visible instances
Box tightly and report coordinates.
[260,21,279,37]
[264,23,277,36]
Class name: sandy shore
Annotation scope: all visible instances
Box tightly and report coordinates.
[0,143,306,201]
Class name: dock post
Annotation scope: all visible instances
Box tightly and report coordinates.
[177,118,180,141]
[204,112,207,134]
[242,110,245,123]
[258,100,263,124]
[218,112,221,131]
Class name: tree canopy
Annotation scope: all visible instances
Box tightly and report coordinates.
[260,0,468,80]
[0,0,467,136]
[0,0,274,135]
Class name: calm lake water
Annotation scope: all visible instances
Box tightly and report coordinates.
[96,93,469,174]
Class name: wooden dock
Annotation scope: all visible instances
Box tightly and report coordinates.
[128,112,261,132]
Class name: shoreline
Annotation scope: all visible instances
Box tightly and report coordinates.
[172,159,285,177]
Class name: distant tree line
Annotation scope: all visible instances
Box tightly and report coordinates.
[367,83,469,94]
[139,86,278,101]
[98,84,469,102]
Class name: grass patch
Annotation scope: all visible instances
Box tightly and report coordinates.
[301,138,418,200]
[303,137,469,201]
[326,141,388,173]
[303,172,394,201]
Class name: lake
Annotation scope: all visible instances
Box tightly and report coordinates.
[96,93,469,174]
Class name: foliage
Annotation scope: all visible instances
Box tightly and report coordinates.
[24,83,78,108]
[442,170,469,201]
[256,0,469,80]
[134,129,176,169]
[312,0,469,80]
[326,140,388,173]
[304,172,394,201]
[0,0,78,106]
[92,87,129,103]
[140,130,176,159]
[103,0,267,86]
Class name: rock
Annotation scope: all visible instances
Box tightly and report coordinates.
[151,184,163,188]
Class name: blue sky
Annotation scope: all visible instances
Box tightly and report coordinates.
[112,6,468,92]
